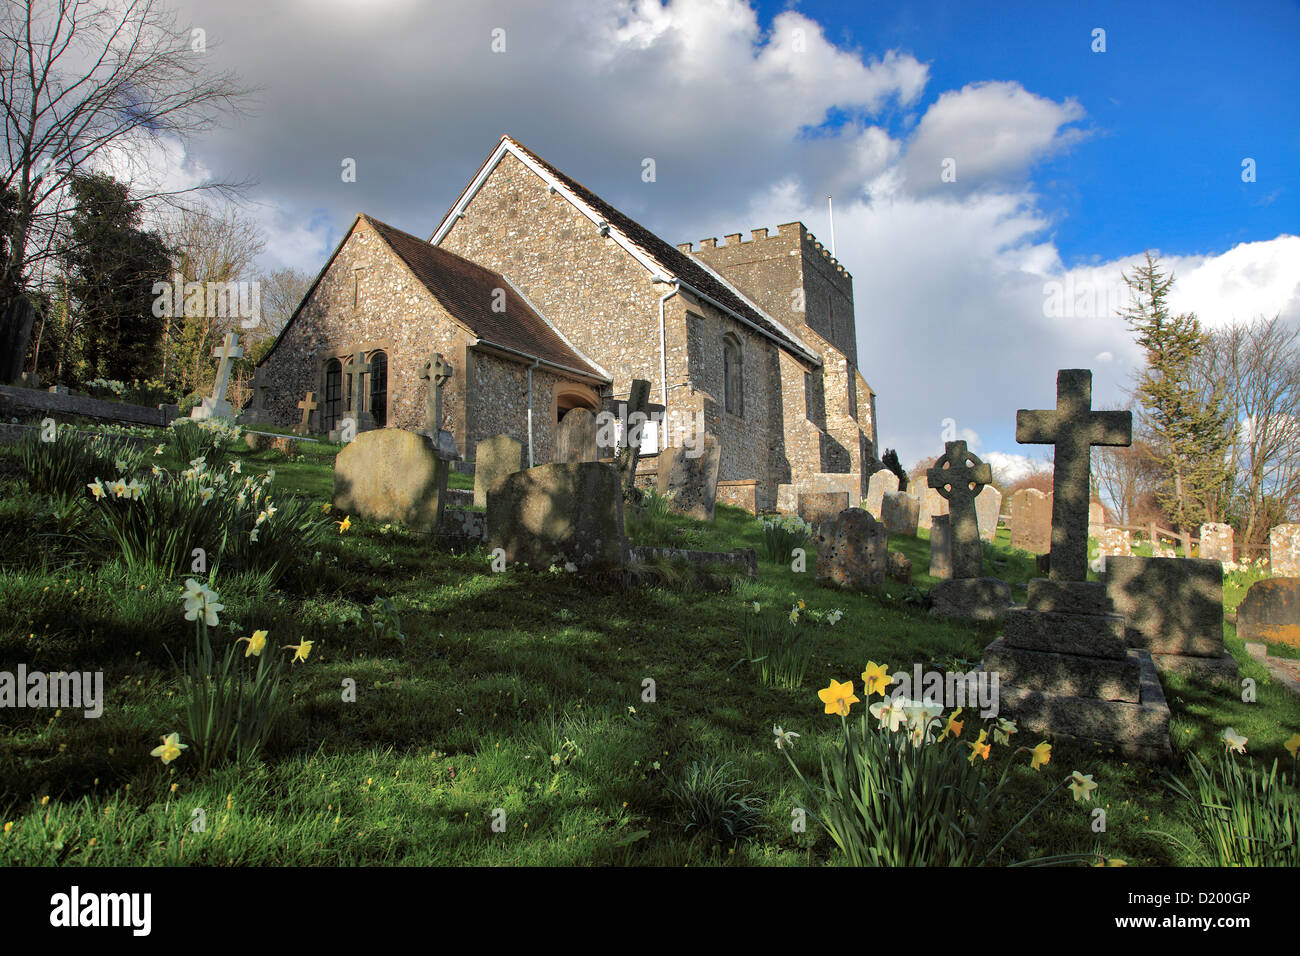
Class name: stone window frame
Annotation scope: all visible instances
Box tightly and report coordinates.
[722,331,744,418]
[316,337,394,426]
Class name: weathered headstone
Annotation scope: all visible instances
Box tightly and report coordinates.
[190,332,243,421]
[798,491,849,526]
[473,433,524,508]
[888,551,912,585]
[880,491,919,536]
[486,461,629,569]
[1237,578,1300,649]
[333,429,449,533]
[917,485,948,531]
[1016,369,1132,581]
[863,468,899,520]
[812,508,888,592]
[1088,498,1106,540]
[926,440,990,579]
[1198,523,1234,563]
[657,434,722,521]
[295,392,318,436]
[1105,555,1237,679]
[975,485,1003,543]
[929,513,952,579]
[237,366,274,425]
[556,408,600,463]
[983,370,1170,762]
[1270,524,1300,577]
[1010,488,1052,554]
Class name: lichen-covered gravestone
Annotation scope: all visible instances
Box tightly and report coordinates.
[1236,578,1300,649]
[880,491,918,536]
[917,485,948,531]
[1105,556,1237,679]
[1099,527,1132,559]
[1270,524,1300,577]
[657,433,721,521]
[487,461,629,569]
[812,508,888,592]
[1010,488,1051,554]
[863,468,899,520]
[976,485,1003,543]
[333,430,449,533]
[1198,522,1234,563]
[929,513,952,579]
[555,408,599,463]
[982,368,1172,761]
[473,434,524,508]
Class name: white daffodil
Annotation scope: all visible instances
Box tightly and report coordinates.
[773,725,800,750]
[181,579,222,627]
[1222,727,1248,755]
[869,696,908,733]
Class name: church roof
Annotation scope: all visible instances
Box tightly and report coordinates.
[363,215,608,381]
[430,136,821,366]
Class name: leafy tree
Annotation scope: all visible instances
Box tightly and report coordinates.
[62,173,171,383]
[1120,252,1235,530]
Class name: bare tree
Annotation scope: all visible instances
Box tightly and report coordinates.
[1,0,252,378]
[1199,315,1300,553]
[257,266,312,339]
[159,202,264,394]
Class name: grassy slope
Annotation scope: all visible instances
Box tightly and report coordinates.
[0,444,1296,866]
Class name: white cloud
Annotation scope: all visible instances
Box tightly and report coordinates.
[984,452,1048,486]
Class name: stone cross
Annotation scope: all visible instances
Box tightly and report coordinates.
[418,352,453,434]
[295,391,317,436]
[607,379,663,492]
[1017,369,1131,581]
[926,440,991,578]
[250,366,272,411]
[191,332,243,420]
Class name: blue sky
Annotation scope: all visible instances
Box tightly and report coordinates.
[159,0,1299,477]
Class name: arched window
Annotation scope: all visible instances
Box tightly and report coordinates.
[723,334,743,417]
[324,358,343,431]
[369,350,388,427]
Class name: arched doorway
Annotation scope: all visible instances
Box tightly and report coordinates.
[555,383,600,423]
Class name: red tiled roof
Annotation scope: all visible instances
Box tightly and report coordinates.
[364,215,606,380]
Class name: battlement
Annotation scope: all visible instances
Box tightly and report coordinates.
[677,221,851,279]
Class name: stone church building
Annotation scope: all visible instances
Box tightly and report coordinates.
[258,135,878,511]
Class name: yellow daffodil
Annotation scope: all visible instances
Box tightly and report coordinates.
[283,638,314,663]
[1031,741,1052,771]
[861,661,892,696]
[817,679,859,717]
[1285,733,1300,759]
[1222,727,1247,754]
[237,629,268,657]
[967,729,991,764]
[939,707,964,740]
[321,502,332,513]
[338,516,351,533]
[150,732,188,764]
[1092,857,1127,867]
[1068,771,1098,803]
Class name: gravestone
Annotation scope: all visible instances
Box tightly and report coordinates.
[975,485,1003,543]
[1016,369,1132,581]
[190,332,243,421]
[929,513,952,580]
[880,491,919,536]
[1237,578,1300,649]
[295,392,318,436]
[863,468,899,520]
[333,429,449,533]
[1270,524,1300,577]
[237,366,274,425]
[888,551,912,584]
[917,486,948,531]
[926,440,990,579]
[1105,555,1238,679]
[1010,488,1052,554]
[1198,523,1234,563]
[486,461,629,570]
[1099,527,1131,559]
[556,408,600,463]
[418,352,457,457]
[657,434,722,521]
[983,369,1171,761]
[1088,499,1106,539]
[798,491,849,526]
[473,434,525,508]
[931,577,1012,622]
[812,508,888,592]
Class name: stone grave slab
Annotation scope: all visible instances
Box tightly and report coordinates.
[486,461,628,570]
[657,433,722,521]
[1237,578,1300,649]
[880,491,919,536]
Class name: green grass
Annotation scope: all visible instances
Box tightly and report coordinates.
[0,445,1297,866]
